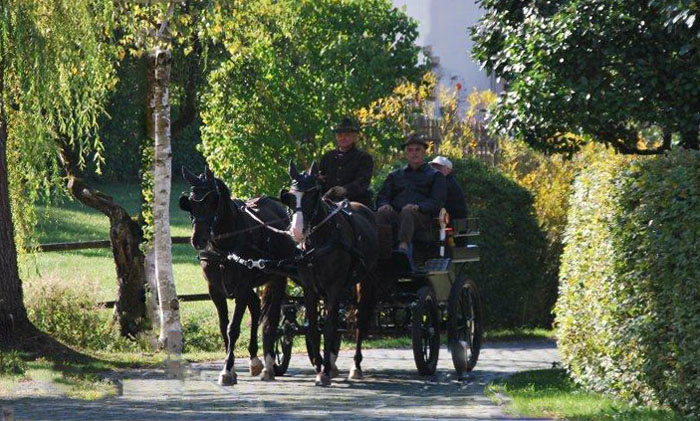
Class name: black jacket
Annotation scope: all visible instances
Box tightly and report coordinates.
[445,174,467,219]
[319,145,374,207]
[376,163,446,216]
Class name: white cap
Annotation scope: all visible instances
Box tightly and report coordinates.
[430,156,453,170]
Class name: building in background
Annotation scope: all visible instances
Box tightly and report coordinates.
[392,0,500,104]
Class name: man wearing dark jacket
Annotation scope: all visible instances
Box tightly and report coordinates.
[376,135,446,253]
[319,117,374,207]
[429,156,467,219]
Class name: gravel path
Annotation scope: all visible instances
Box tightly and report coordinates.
[1,341,558,421]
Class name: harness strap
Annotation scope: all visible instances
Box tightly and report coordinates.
[308,199,350,236]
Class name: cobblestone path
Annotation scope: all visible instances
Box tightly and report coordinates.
[2,341,558,421]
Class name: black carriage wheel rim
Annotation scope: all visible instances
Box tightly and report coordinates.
[421,300,436,364]
[457,284,475,354]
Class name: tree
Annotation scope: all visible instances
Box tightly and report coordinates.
[471,0,700,154]
[199,0,427,196]
[118,1,190,354]
[0,0,117,349]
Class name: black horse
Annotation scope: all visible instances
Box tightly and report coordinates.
[180,167,296,385]
[280,161,379,386]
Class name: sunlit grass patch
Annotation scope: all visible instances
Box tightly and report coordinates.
[487,369,688,420]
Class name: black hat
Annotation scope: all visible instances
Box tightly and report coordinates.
[402,133,429,149]
[333,117,360,133]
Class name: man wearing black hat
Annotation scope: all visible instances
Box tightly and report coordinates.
[376,134,446,258]
[318,117,374,207]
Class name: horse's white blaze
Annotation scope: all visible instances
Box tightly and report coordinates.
[290,190,305,242]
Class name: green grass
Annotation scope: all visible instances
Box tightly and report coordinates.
[486,369,688,420]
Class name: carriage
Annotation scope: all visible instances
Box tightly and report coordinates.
[181,166,483,385]
[270,210,483,378]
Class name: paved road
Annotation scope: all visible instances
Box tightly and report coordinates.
[2,341,558,421]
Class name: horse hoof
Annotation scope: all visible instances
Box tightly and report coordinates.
[348,367,363,380]
[315,373,331,387]
[260,368,275,382]
[249,357,264,377]
[330,366,340,378]
[218,372,237,386]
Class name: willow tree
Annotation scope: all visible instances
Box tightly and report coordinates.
[0,0,117,349]
[199,0,427,197]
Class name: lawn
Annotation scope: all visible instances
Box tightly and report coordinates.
[487,369,689,420]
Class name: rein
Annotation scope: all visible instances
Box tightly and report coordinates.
[307,198,350,237]
[210,206,289,241]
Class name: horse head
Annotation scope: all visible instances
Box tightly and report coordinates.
[280,161,321,244]
[179,166,231,250]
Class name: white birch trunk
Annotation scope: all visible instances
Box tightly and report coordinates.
[143,246,160,347]
[152,48,182,356]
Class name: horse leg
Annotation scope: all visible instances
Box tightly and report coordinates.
[350,281,374,380]
[303,288,323,374]
[317,288,341,387]
[247,291,263,376]
[330,331,341,378]
[260,277,285,381]
[203,264,230,350]
[218,284,249,386]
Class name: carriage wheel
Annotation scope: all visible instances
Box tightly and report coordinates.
[447,276,483,377]
[273,320,293,376]
[411,286,440,375]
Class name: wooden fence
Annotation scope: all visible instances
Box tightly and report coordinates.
[36,236,211,307]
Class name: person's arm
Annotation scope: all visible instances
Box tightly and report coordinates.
[417,172,446,215]
[376,172,393,209]
[318,152,331,191]
[342,153,373,198]
[448,178,468,218]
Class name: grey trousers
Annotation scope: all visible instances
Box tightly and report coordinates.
[376,206,432,244]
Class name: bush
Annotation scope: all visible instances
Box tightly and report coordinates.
[24,277,148,352]
[451,158,549,328]
[497,139,581,327]
[182,317,223,353]
[556,149,700,417]
[0,350,27,376]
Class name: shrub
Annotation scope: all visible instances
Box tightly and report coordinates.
[182,317,223,353]
[0,350,27,376]
[451,158,549,328]
[24,277,148,352]
[556,149,700,417]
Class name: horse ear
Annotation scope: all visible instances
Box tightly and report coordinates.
[178,194,191,212]
[205,165,215,181]
[309,161,319,176]
[182,166,199,186]
[288,160,300,180]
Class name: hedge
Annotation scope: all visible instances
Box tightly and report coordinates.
[451,159,549,328]
[556,149,700,417]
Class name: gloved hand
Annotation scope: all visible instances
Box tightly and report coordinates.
[324,186,347,200]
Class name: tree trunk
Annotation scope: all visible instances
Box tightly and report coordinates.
[152,48,182,354]
[56,138,147,338]
[143,52,159,337]
[0,58,31,348]
[682,125,699,150]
